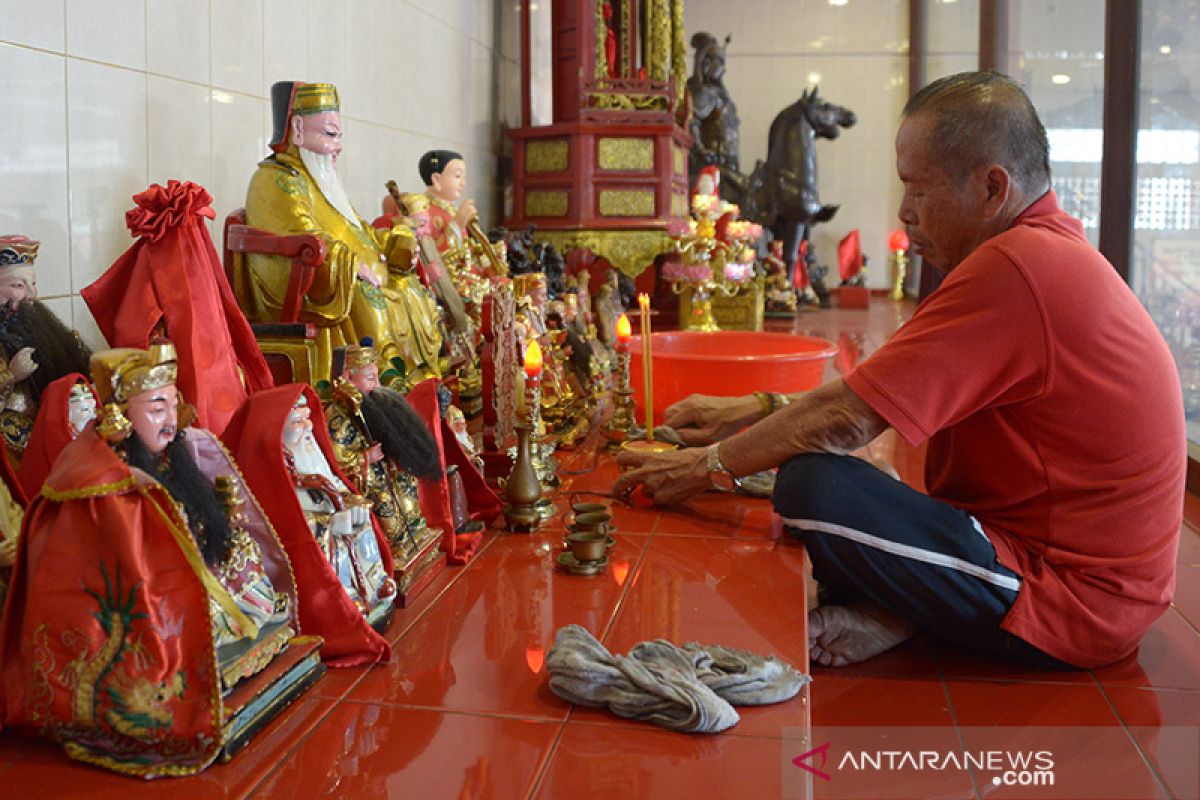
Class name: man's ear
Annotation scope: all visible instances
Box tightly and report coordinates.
[981,164,1012,218]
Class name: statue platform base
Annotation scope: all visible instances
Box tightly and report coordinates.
[679,278,764,331]
[219,636,326,762]
[394,533,447,608]
[836,285,870,309]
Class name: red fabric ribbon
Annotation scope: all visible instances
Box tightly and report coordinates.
[82,180,274,435]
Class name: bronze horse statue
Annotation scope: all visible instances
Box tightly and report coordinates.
[744,87,857,278]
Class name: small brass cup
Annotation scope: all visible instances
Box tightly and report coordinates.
[571,511,612,531]
[566,531,608,563]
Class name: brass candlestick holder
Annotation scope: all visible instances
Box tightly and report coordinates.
[526,377,558,520]
[503,423,542,531]
[603,348,637,450]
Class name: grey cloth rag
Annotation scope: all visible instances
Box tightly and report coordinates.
[546,625,809,734]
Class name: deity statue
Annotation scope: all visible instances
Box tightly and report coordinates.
[17,373,98,500]
[593,269,627,353]
[324,339,444,594]
[687,33,743,204]
[763,239,798,315]
[283,395,396,627]
[223,383,396,664]
[420,149,477,265]
[514,272,585,447]
[0,342,312,776]
[0,236,93,467]
[235,82,445,388]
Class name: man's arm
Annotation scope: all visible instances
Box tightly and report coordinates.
[613,379,887,505]
[719,379,888,478]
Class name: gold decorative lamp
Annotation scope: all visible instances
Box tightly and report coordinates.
[889,229,911,301]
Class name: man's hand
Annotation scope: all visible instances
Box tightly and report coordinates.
[8,347,38,383]
[356,262,382,287]
[663,393,762,447]
[455,199,478,230]
[612,446,709,506]
[367,443,384,464]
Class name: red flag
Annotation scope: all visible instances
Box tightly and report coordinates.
[837,229,862,282]
[792,240,810,290]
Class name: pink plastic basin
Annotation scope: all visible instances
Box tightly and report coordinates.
[626,331,838,426]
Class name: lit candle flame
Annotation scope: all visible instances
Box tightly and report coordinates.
[524,339,543,379]
[616,313,632,344]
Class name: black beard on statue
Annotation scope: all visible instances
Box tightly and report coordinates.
[360,387,441,480]
[124,430,232,567]
[0,300,93,403]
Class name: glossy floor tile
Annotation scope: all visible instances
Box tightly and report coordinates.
[249,704,561,800]
[3,297,1199,799]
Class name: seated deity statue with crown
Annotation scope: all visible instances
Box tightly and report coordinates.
[0,341,319,777]
[324,339,445,595]
[234,81,446,389]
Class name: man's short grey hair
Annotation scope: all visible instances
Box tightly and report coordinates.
[903,71,1051,193]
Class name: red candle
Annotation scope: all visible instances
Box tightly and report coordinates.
[888,229,911,252]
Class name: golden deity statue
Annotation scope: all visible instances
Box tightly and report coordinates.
[235,82,445,388]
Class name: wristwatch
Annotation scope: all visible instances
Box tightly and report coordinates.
[707,444,741,492]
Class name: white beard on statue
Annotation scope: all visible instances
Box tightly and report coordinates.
[285,429,350,493]
[299,146,363,231]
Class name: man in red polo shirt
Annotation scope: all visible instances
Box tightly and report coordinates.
[613,71,1185,670]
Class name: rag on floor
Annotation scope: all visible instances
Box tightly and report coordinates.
[545,624,809,734]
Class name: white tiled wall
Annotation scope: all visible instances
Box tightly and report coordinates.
[1,0,508,350]
[684,0,914,289]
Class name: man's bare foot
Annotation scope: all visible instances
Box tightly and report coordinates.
[808,603,918,667]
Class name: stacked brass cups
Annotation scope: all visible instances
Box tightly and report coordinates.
[560,502,616,575]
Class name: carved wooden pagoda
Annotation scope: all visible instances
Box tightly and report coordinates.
[507,0,691,279]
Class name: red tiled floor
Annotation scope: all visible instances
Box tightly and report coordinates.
[338,532,648,718]
[604,536,808,666]
[1179,526,1200,566]
[810,673,955,726]
[0,692,338,799]
[933,639,1098,686]
[1105,687,1200,800]
[652,492,778,538]
[532,720,799,799]
[948,681,1169,799]
[1173,565,1200,631]
[249,704,561,800]
[1094,608,1200,691]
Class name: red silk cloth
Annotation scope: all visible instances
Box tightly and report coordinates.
[0,430,227,776]
[222,384,391,667]
[16,373,97,500]
[81,180,273,434]
[407,379,500,566]
[837,229,862,282]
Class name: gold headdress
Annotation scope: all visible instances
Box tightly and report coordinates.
[513,272,546,298]
[292,83,339,116]
[343,338,379,371]
[89,342,180,442]
[0,235,39,294]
